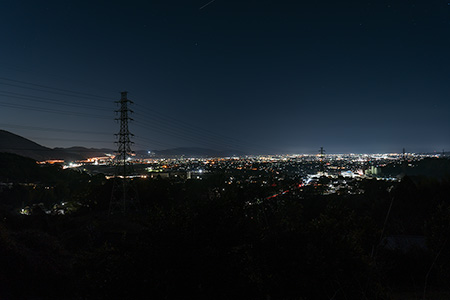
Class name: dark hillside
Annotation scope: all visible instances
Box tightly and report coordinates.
[0,130,112,161]
[0,152,40,182]
[0,130,54,160]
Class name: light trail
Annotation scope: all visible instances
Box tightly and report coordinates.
[199,0,216,10]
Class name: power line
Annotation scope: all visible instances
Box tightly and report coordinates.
[134,104,282,153]
[134,111,244,146]
[134,120,238,150]
[26,136,112,143]
[134,118,276,153]
[0,76,111,100]
[0,63,117,96]
[0,81,114,103]
[110,91,139,214]
[0,122,175,150]
[0,96,242,150]
[0,101,111,119]
[134,109,252,149]
[0,123,112,136]
[0,91,111,111]
[134,135,178,149]
[0,146,113,153]
[0,75,281,153]
[134,104,245,143]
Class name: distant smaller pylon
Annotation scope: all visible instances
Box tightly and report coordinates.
[318,146,326,175]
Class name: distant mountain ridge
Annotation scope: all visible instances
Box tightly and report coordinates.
[0,130,54,161]
[145,147,246,158]
[0,130,113,161]
[53,146,113,160]
[0,130,246,160]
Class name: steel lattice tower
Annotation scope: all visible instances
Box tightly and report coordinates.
[109,91,138,214]
[318,146,326,175]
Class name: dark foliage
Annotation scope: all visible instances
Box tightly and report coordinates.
[1,155,450,299]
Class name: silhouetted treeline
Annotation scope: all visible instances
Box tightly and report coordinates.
[1,154,450,299]
[381,157,450,179]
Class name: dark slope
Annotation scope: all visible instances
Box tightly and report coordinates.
[0,130,113,161]
[0,130,55,160]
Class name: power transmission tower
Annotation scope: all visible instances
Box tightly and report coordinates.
[401,147,407,175]
[109,91,139,214]
[318,146,326,175]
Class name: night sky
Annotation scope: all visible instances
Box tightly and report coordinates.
[1,0,449,154]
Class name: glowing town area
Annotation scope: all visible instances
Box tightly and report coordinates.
[50,152,443,198]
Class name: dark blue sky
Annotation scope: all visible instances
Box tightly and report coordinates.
[0,0,449,154]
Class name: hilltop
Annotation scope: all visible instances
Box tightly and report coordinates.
[0,130,55,160]
[0,130,112,161]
